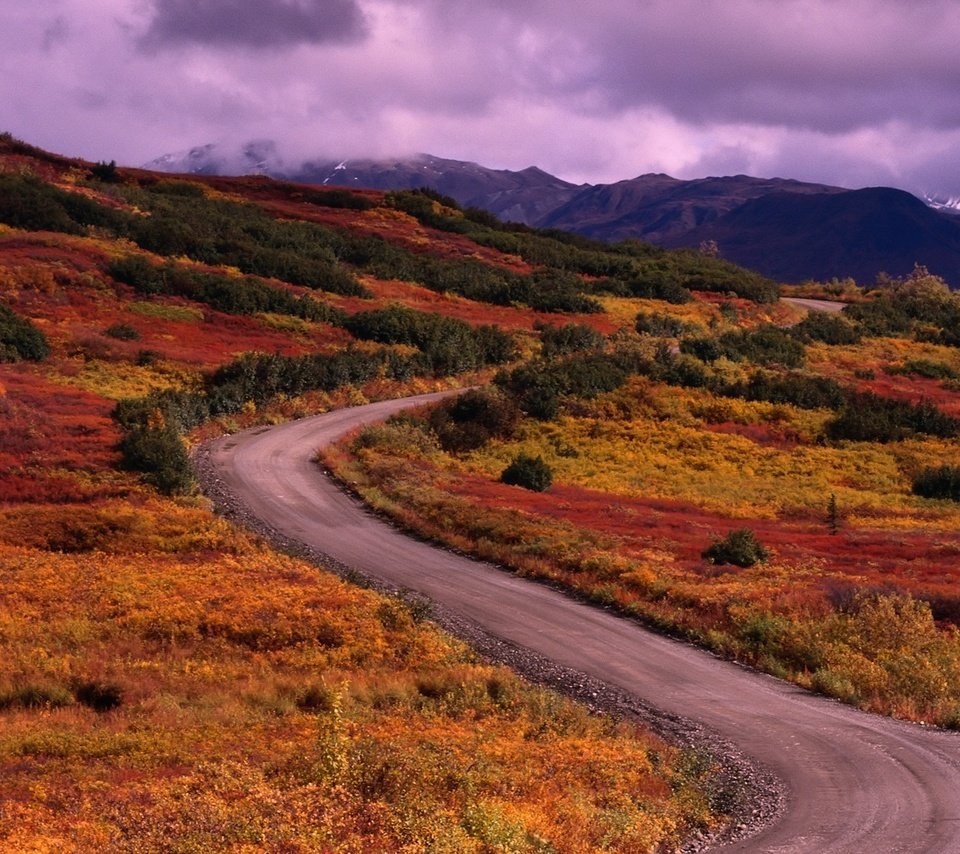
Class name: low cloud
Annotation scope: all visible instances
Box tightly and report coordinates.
[3,0,960,199]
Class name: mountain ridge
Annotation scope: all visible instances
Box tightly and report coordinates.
[145,142,960,286]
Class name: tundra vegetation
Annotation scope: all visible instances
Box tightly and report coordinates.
[328,262,960,729]
[4,133,960,850]
[0,133,733,851]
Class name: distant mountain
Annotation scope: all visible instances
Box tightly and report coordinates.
[145,145,582,226]
[145,140,287,177]
[664,187,960,285]
[145,142,960,286]
[536,174,844,244]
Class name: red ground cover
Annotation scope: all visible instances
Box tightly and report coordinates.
[441,472,960,591]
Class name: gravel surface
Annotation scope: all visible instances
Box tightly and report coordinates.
[193,440,784,851]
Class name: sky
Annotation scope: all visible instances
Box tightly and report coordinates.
[4,0,960,195]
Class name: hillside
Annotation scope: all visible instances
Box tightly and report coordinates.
[0,133,767,851]
[5,131,960,849]
[147,142,960,286]
[146,145,584,225]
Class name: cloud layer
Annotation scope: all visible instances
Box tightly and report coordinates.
[143,0,367,48]
[2,0,959,195]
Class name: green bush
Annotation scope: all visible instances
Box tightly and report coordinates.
[104,323,141,341]
[635,311,693,337]
[722,371,846,410]
[107,255,346,324]
[427,389,519,453]
[538,322,606,358]
[0,304,49,361]
[73,679,123,712]
[496,352,628,419]
[683,325,805,368]
[0,684,74,710]
[890,359,958,381]
[90,160,119,182]
[0,173,127,235]
[912,465,960,502]
[118,425,193,495]
[827,392,959,442]
[790,310,862,345]
[702,528,769,568]
[500,454,553,492]
[344,305,515,375]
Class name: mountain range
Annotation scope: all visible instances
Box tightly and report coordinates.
[146,142,960,287]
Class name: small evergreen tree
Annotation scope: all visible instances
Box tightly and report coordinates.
[827,493,840,535]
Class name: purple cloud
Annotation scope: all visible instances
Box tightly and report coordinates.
[2,0,960,199]
[143,0,367,49]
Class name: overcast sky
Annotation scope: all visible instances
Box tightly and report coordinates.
[4,0,960,194]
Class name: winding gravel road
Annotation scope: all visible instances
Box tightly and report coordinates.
[781,297,847,314]
[202,392,960,853]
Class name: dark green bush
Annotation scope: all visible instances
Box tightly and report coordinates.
[912,466,960,502]
[291,186,376,211]
[107,255,346,324]
[722,371,846,410]
[525,271,602,314]
[344,305,515,375]
[0,684,74,710]
[427,388,519,453]
[118,425,193,495]
[635,311,693,337]
[889,359,957,381]
[0,304,49,361]
[826,392,959,442]
[104,323,140,341]
[90,160,119,182]
[0,173,127,235]
[655,354,713,389]
[790,310,862,345]
[117,187,368,296]
[496,350,630,419]
[538,322,606,358]
[682,326,805,368]
[702,528,769,568]
[500,454,553,492]
[73,679,123,712]
[623,272,693,305]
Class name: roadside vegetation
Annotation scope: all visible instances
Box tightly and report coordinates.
[7,130,960,849]
[325,264,960,728]
[0,133,735,851]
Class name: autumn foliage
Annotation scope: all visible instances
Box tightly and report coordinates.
[0,135,734,851]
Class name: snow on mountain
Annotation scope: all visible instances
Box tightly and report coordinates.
[922,193,960,215]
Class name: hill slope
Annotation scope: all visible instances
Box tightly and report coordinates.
[0,133,737,851]
[147,141,960,286]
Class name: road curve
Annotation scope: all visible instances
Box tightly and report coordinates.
[203,392,960,853]
[782,297,847,314]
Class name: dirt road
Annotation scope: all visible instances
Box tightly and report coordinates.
[202,392,960,853]
[781,297,847,314]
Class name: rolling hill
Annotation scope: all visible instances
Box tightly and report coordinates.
[148,141,960,286]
